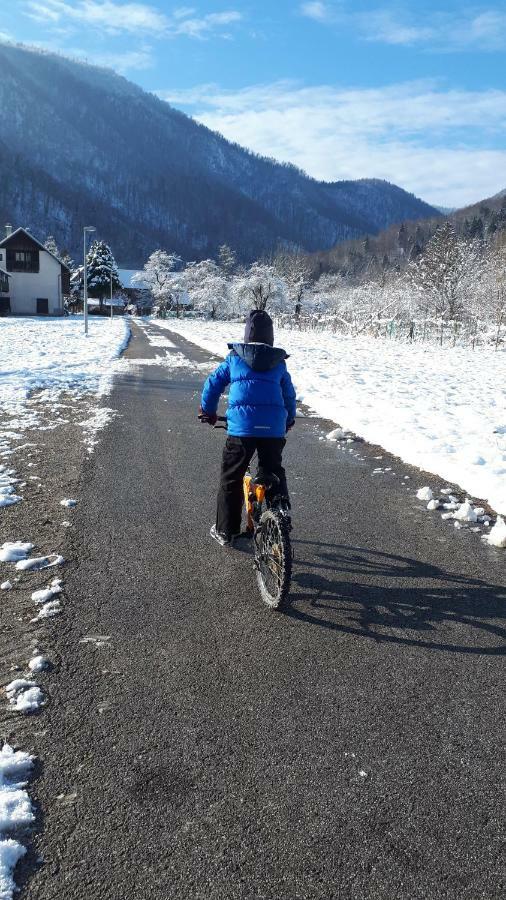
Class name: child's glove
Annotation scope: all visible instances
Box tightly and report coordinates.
[198,407,217,426]
[287,419,295,431]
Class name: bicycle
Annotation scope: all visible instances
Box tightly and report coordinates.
[212,415,293,610]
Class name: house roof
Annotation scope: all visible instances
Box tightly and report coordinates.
[118,268,149,290]
[0,227,71,272]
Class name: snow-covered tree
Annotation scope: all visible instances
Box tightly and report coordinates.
[133,250,183,315]
[232,262,287,313]
[407,223,482,322]
[60,251,75,272]
[183,259,228,319]
[217,244,237,279]
[274,251,312,316]
[44,235,60,258]
[86,240,121,309]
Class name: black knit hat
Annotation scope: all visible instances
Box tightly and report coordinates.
[244,310,274,346]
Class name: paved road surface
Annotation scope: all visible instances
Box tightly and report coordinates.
[23,322,505,900]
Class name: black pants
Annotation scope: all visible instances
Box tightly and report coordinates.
[216,436,288,537]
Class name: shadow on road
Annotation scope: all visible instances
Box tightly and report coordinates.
[288,540,506,655]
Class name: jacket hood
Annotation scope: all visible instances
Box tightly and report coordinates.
[228,342,288,372]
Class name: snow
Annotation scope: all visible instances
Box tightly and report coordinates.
[0,743,34,900]
[326,427,347,441]
[15,554,64,572]
[31,579,62,604]
[28,655,49,673]
[165,319,506,515]
[0,543,33,563]
[60,498,77,508]
[5,680,44,713]
[453,500,478,522]
[486,516,506,548]
[0,582,12,591]
[31,600,61,620]
[0,317,130,486]
[416,487,434,502]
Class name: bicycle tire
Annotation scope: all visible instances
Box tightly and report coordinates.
[255,508,292,610]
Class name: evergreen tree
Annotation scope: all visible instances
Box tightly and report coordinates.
[44,235,60,258]
[86,240,121,309]
[217,244,237,278]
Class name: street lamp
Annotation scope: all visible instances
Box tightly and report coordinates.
[83,226,96,335]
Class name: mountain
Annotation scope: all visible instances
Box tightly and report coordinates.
[313,188,506,280]
[0,42,440,266]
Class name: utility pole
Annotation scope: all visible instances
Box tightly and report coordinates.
[83,226,96,335]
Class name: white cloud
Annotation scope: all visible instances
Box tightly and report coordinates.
[172,9,242,38]
[299,2,333,22]
[24,1,242,39]
[160,80,506,207]
[25,0,168,33]
[299,3,506,51]
[70,45,154,71]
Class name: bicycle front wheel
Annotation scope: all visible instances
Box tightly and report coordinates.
[255,509,292,610]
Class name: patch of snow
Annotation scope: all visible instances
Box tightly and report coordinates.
[416,487,433,502]
[0,543,33,564]
[28,655,48,674]
[486,516,506,548]
[60,499,77,508]
[427,499,440,511]
[31,600,61,621]
[15,554,64,572]
[326,427,347,441]
[0,743,34,900]
[453,500,478,523]
[5,680,44,713]
[0,582,12,591]
[31,579,62,604]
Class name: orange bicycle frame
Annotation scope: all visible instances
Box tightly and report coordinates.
[243,474,266,531]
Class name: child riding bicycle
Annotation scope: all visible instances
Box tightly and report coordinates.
[199,310,296,546]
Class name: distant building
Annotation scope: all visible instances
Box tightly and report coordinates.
[0,225,71,316]
[0,266,11,315]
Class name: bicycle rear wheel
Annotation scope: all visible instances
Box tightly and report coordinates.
[255,508,292,610]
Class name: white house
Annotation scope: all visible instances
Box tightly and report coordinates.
[0,266,10,315]
[0,226,71,316]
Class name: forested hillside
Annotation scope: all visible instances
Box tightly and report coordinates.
[0,42,440,265]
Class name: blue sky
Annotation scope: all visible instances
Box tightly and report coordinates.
[2,1,506,207]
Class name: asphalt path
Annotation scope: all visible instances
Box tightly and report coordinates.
[23,322,505,900]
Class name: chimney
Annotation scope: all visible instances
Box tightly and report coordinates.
[4,224,13,238]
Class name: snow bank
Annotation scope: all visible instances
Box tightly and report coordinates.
[165,319,506,514]
[0,317,130,483]
[0,744,34,900]
[0,317,130,420]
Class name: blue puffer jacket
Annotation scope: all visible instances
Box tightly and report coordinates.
[201,342,297,438]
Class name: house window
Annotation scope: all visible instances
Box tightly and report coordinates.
[6,249,40,273]
[0,274,8,293]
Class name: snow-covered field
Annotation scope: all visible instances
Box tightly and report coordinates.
[0,316,130,427]
[162,319,506,516]
[0,316,130,506]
